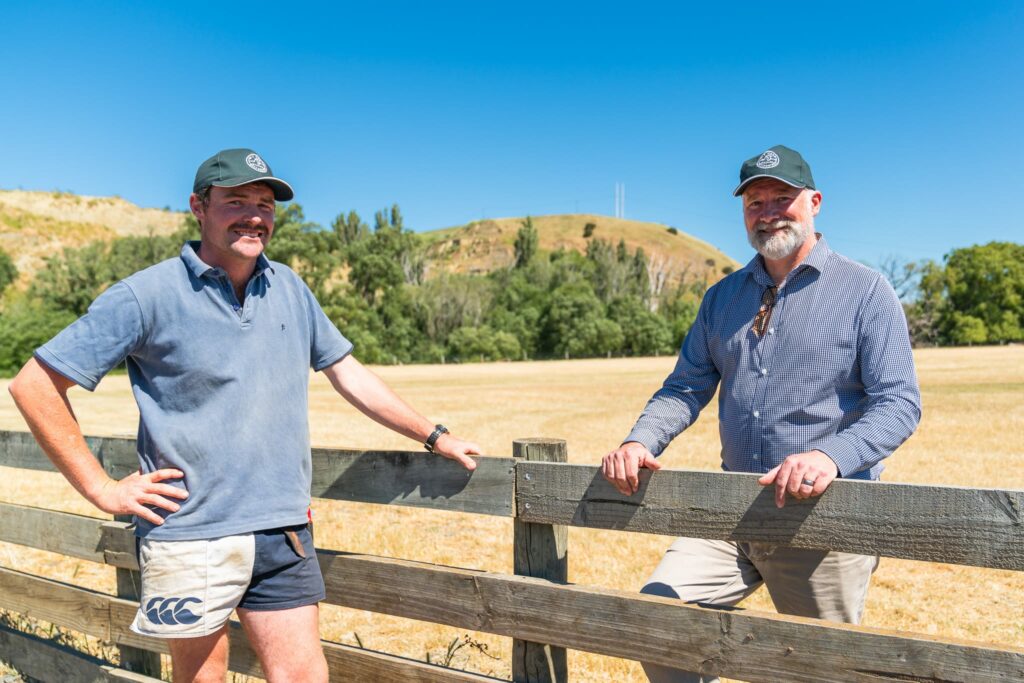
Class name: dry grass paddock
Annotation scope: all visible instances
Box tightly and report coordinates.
[1,345,1022,681]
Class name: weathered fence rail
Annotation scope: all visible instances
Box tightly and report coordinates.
[516,461,1024,570]
[0,429,1022,682]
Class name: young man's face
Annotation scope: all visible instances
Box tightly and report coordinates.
[190,183,276,267]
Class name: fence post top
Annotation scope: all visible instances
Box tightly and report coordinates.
[513,438,567,448]
[513,438,567,463]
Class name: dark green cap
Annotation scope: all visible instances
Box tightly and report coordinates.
[733,145,815,197]
[193,148,294,201]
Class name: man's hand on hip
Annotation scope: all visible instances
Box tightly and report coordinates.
[758,450,838,508]
[602,441,662,496]
[431,433,481,471]
[89,469,188,526]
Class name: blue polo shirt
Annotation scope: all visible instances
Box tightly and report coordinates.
[36,242,353,540]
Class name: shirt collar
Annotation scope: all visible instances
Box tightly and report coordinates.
[741,233,831,287]
[801,234,831,273]
[253,252,274,277]
[180,241,275,279]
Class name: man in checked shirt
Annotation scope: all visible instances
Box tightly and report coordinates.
[602,145,921,683]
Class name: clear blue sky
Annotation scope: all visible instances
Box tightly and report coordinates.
[2,1,1021,267]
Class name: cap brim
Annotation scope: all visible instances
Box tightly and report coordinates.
[732,174,807,197]
[213,176,294,202]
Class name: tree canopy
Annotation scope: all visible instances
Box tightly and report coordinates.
[886,242,1024,347]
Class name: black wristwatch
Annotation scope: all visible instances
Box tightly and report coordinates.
[424,424,449,452]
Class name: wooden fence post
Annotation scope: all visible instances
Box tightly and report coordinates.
[114,514,161,677]
[512,439,568,683]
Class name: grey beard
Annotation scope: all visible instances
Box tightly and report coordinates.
[749,220,813,260]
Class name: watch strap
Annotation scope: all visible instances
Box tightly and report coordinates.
[424,424,449,452]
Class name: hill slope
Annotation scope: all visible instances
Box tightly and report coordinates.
[1,190,739,291]
[422,213,739,284]
[0,190,186,287]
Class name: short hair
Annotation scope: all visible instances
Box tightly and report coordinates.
[195,185,213,207]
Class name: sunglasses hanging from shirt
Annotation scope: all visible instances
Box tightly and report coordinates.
[752,285,777,337]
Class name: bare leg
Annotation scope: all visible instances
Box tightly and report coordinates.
[168,626,229,683]
[237,604,328,683]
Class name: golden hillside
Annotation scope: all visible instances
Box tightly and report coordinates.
[1,191,739,292]
[422,214,740,284]
[0,190,186,287]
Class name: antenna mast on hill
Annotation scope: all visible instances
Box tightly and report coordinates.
[614,182,626,219]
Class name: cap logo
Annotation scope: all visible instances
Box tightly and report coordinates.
[756,151,781,169]
[245,153,268,174]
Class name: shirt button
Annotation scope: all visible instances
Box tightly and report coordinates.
[753,453,760,460]
[753,410,760,418]
[760,368,768,375]
[768,327,775,334]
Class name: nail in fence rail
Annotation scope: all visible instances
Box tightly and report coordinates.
[512,439,568,683]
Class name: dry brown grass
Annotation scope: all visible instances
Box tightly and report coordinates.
[0,346,1022,681]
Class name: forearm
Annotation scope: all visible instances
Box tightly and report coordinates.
[625,391,700,456]
[626,301,719,455]
[821,277,922,476]
[323,355,435,444]
[624,363,717,455]
[9,359,112,503]
[818,393,921,476]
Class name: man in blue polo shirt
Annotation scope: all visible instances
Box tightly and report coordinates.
[601,146,921,683]
[9,148,480,683]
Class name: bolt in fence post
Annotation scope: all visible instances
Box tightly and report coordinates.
[114,513,161,677]
[513,438,568,683]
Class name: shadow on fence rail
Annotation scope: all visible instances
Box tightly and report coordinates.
[0,430,1021,682]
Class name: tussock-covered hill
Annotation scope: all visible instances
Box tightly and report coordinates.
[422,213,739,285]
[0,190,186,287]
[0,190,738,290]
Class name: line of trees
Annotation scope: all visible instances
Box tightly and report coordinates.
[1,205,1020,376]
[880,242,1024,347]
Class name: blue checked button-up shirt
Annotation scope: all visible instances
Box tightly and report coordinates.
[625,236,921,480]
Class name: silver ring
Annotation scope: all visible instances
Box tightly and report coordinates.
[801,478,816,487]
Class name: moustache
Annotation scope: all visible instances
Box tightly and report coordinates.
[230,222,267,232]
[756,220,800,233]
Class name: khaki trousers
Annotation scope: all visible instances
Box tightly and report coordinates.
[640,537,878,683]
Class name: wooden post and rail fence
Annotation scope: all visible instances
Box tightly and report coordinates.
[0,429,1021,682]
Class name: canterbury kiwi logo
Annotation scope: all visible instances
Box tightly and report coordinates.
[145,596,202,625]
